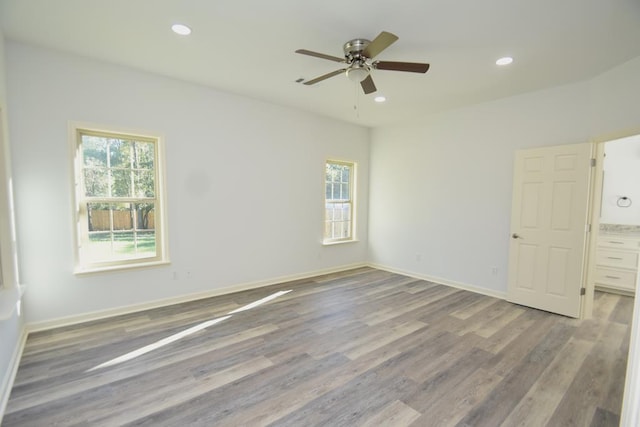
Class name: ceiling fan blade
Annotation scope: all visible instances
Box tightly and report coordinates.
[360,74,377,94]
[304,69,346,85]
[373,61,430,73]
[295,49,346,63]
[362,31,399,59]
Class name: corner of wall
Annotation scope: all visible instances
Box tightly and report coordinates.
[0,27,29,424]
[0,317,27,423]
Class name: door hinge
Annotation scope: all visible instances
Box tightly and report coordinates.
[590,158,596,167]
[587,223,592,233]
[580,287,586,296]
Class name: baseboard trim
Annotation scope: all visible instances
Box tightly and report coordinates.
[0,326,27,423]
[25,262,506,332]
[367,263,508,300]
[26,262,368,332]
[595,284,635,297]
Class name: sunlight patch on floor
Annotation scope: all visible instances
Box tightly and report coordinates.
[228,290,292,314]
[86,289,292,372]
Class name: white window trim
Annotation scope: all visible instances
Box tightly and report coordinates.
[323,159,356,244]
[69,122,170,274]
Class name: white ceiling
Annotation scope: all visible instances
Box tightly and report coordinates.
[1,0,640,127]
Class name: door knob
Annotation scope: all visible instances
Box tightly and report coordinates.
[512,233,523,239]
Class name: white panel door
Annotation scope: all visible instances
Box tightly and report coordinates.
[507,143,593,318]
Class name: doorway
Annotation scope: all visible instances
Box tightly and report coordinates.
[584,134,640,316]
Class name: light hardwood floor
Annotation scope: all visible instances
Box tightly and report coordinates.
[3,268,633,426]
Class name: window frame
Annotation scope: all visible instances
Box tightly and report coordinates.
[323,159,356,244]
[70,123,170,274]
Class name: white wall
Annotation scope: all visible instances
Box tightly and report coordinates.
[601,134,640,225]
[5,42,370,326]
[0,31,25,418]
[369,83,590,294]
[589,55,640,139]
[369,55,640,295]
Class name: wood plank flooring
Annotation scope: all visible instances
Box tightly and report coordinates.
[3,268,634,426]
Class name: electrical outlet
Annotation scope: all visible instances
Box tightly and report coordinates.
[491,267,498,276]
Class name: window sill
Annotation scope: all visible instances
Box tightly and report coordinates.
[74,259,171,276]
[0,285,26,321]
[322,239,359,246]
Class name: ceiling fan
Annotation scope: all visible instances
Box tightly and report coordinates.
[295,31,430,95]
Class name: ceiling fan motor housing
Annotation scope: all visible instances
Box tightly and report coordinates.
[343,38,371,62]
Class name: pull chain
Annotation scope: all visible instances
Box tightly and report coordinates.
[353,82,360,119]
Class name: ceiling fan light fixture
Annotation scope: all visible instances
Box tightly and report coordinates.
[346,65,370,83]
[374,96,386,103]
[496,56,513,66]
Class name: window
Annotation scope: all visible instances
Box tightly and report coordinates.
[324,160,355,243]
[72,126,168,272]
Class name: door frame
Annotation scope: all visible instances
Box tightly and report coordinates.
[581,141,603,319]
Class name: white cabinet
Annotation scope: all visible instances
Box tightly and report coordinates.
[594,235,640,294]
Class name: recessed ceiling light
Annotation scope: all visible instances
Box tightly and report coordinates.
[171,24,192,36]
[496,56,513,66]
[374,96,386,103]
